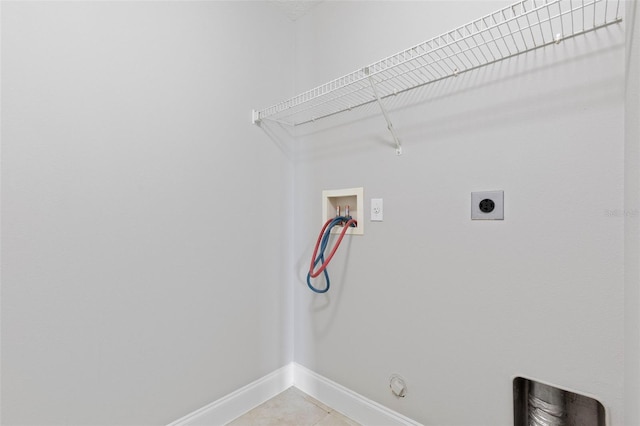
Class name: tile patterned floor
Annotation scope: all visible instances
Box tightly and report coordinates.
[226,387,361,426]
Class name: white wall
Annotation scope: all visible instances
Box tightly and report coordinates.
[293,2,626,425]
[625,1,640,424]
[2,1,634,425]
[0,2,294,424]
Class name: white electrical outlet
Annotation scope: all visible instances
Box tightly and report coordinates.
[371,198,383,221]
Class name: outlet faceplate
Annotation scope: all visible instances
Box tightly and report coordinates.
[471,191,504,220]
[371,198,383,222]
[322,187,364,235]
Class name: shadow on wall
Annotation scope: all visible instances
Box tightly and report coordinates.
[293,229,355,340]
[257,121,296,161]
[261,32,624,163]
[309,236,354,340]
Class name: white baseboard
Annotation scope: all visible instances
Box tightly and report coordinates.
[168,364,293,426]
[292,363,423,426]
[168,362,422,426]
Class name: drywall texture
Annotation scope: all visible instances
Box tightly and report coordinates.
[292,1,626,425]
[1,2,294,424]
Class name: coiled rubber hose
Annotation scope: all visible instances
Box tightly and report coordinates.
[307,216,357,293]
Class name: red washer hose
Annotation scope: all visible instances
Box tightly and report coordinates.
[308,218,357,279]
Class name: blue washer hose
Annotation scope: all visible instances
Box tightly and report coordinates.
[307,216,355,293]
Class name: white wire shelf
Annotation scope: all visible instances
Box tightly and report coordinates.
[252,0,622,130]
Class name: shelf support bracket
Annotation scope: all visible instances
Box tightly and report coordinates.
[252,109,261,125]
[367,74,402,156]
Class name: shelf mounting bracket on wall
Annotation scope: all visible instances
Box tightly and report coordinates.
[366,68,402,156]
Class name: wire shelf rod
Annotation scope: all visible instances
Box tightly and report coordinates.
[283,17,620,128]
[359,5,576,91]
[260,0,557,118]
[383,0,609,82]
[253,0,621,125]
[270,81,374,124]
